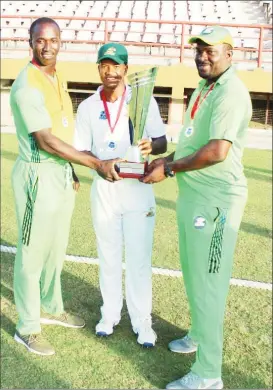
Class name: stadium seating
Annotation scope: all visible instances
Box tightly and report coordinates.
[0,1,272,69]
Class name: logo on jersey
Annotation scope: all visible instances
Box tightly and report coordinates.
[107,141,116,150]
[194,216,206,229]
[99,111,107,120]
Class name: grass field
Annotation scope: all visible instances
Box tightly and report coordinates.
[1,133,272,389]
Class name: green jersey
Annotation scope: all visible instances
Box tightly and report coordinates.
[175,67,252,207]
[10,62,74,164]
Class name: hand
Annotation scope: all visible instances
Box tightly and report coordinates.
[141,162,167,184]
[146,157,166,173]
[72,177,80,192]
[138,139,152,158]
[97,158,123,182]
[70,164,80,192]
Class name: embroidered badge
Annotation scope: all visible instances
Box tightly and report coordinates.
[194,216,206,229]
[104,47,116,56]
[99,111,107,120]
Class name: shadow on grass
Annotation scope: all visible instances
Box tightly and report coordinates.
[244,168,272,182]
[244,166,272,175]
[1,251,269,389]
[241,222,272,238]
[1,149,18,161]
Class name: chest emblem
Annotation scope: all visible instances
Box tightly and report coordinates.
[99,111,107,120]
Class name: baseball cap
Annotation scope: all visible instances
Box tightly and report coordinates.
[97,43,128,64]
[188,26,234,48]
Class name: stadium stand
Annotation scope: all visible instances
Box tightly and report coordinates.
[0,1,272,132]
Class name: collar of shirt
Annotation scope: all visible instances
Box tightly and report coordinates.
[95,84,132,104]
[197,66,235,90]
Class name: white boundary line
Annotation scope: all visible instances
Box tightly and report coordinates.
[1,245,271,291]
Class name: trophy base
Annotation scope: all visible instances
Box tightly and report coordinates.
[117,161,148,179]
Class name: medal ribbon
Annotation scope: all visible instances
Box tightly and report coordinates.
[191,82,215,120]
[31,59,64,111]
[100,88,126,133]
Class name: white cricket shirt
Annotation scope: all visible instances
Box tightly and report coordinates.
[74,85,165,161]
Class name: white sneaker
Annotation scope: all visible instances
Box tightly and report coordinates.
[168,334,198,354]
[166,371,223,389]
[95,319,119,337]
[133,318,157,347]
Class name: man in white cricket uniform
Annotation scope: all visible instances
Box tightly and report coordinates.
[74,43,167,347]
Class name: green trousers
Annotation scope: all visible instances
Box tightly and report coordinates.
[11,158,75,335]
[177,197,246,378]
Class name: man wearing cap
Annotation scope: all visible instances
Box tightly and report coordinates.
[142,26,252,388]
[74,43,167,347]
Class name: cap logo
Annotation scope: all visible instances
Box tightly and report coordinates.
[104,47,116,56]
[202,27,214,35]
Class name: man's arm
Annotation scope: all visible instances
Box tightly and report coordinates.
[33,129,121,182]
[13,87,121,182]
[142,140,231,183]
[169,139,231,172]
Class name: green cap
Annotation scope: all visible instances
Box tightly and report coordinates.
[97,43,128,64]
[188,26,234,48]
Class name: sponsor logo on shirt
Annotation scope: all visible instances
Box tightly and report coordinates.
[194,216,206,229]
[99,111,107,120]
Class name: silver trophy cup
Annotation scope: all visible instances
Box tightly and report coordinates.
[118,67,158,178]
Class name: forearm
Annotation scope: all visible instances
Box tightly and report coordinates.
[168,143,227,173]
[33,131,101,170]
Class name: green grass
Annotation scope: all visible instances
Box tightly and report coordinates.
[1,134,272,389]
[1,134,272,282]
[1,253,272,389]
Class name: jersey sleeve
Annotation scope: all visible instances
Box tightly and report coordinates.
[209,91,250,143]
[74,100,92,151]
[13,87,52,133]
[142,96,166,139]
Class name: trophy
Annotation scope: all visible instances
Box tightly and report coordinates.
[117,67,158,179]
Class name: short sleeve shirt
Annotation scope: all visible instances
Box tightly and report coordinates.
[174,67,252,207]
[10,63,74,163]
[74,85,165,161]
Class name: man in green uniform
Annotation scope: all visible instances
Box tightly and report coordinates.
[10,17,121,356]
[142,26,252,389]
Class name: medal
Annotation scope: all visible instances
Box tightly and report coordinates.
[62,116,69,128]
[107,140,117,150]
[185,126,194,137]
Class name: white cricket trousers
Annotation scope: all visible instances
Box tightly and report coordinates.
[91,176,156,328]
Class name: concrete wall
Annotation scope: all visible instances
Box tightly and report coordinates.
[1,89,14,127]
[1,57,272,128]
